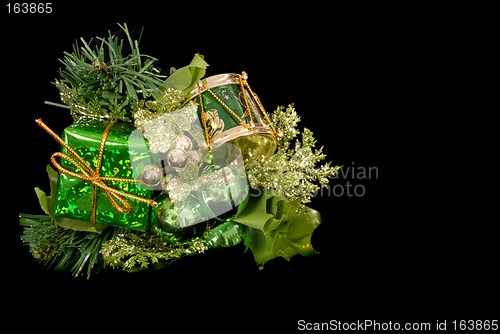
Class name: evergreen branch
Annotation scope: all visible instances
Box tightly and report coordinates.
[52,23,168,122]
[19,213,123,279]
[44,101,70,109]
[78,37,100,62]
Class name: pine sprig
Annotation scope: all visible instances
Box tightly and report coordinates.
[19,213,123,279]
[54,23,167,122]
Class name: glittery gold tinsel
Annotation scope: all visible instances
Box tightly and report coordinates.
[56,80,111,121]
[245,103,341,204]
[135,103,202,154]
[133,87,185,125]
[100,231,208,272]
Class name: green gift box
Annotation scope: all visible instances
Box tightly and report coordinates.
[51,118,157,232]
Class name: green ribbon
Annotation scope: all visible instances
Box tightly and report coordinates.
[161,53,209,97]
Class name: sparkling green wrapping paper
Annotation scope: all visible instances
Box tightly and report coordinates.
[53,119,155,231]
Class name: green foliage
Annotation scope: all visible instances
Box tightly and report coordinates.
[55,23,167,122]
[19,213,122,279]
[234,189,321,269]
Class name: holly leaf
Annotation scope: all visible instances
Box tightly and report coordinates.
[34,164,59,216]
[234,190,321,269]
[232,191,273,230]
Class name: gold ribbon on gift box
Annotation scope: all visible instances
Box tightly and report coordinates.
[36,118,157,224]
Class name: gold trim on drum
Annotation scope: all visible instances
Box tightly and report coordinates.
[184,73,243,101]
[211,125,278,163]
[210,124,273,149]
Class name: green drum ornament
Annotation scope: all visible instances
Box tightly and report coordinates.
[184,71,279,163]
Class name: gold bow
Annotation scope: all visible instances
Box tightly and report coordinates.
[36,118,157,224]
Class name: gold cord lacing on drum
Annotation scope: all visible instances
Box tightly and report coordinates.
[239,71,279,139]
[197,71,279,152]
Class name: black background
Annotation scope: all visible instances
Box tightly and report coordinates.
[2,1,497,332]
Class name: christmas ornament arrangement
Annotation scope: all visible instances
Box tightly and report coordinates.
[19,23,341,278]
